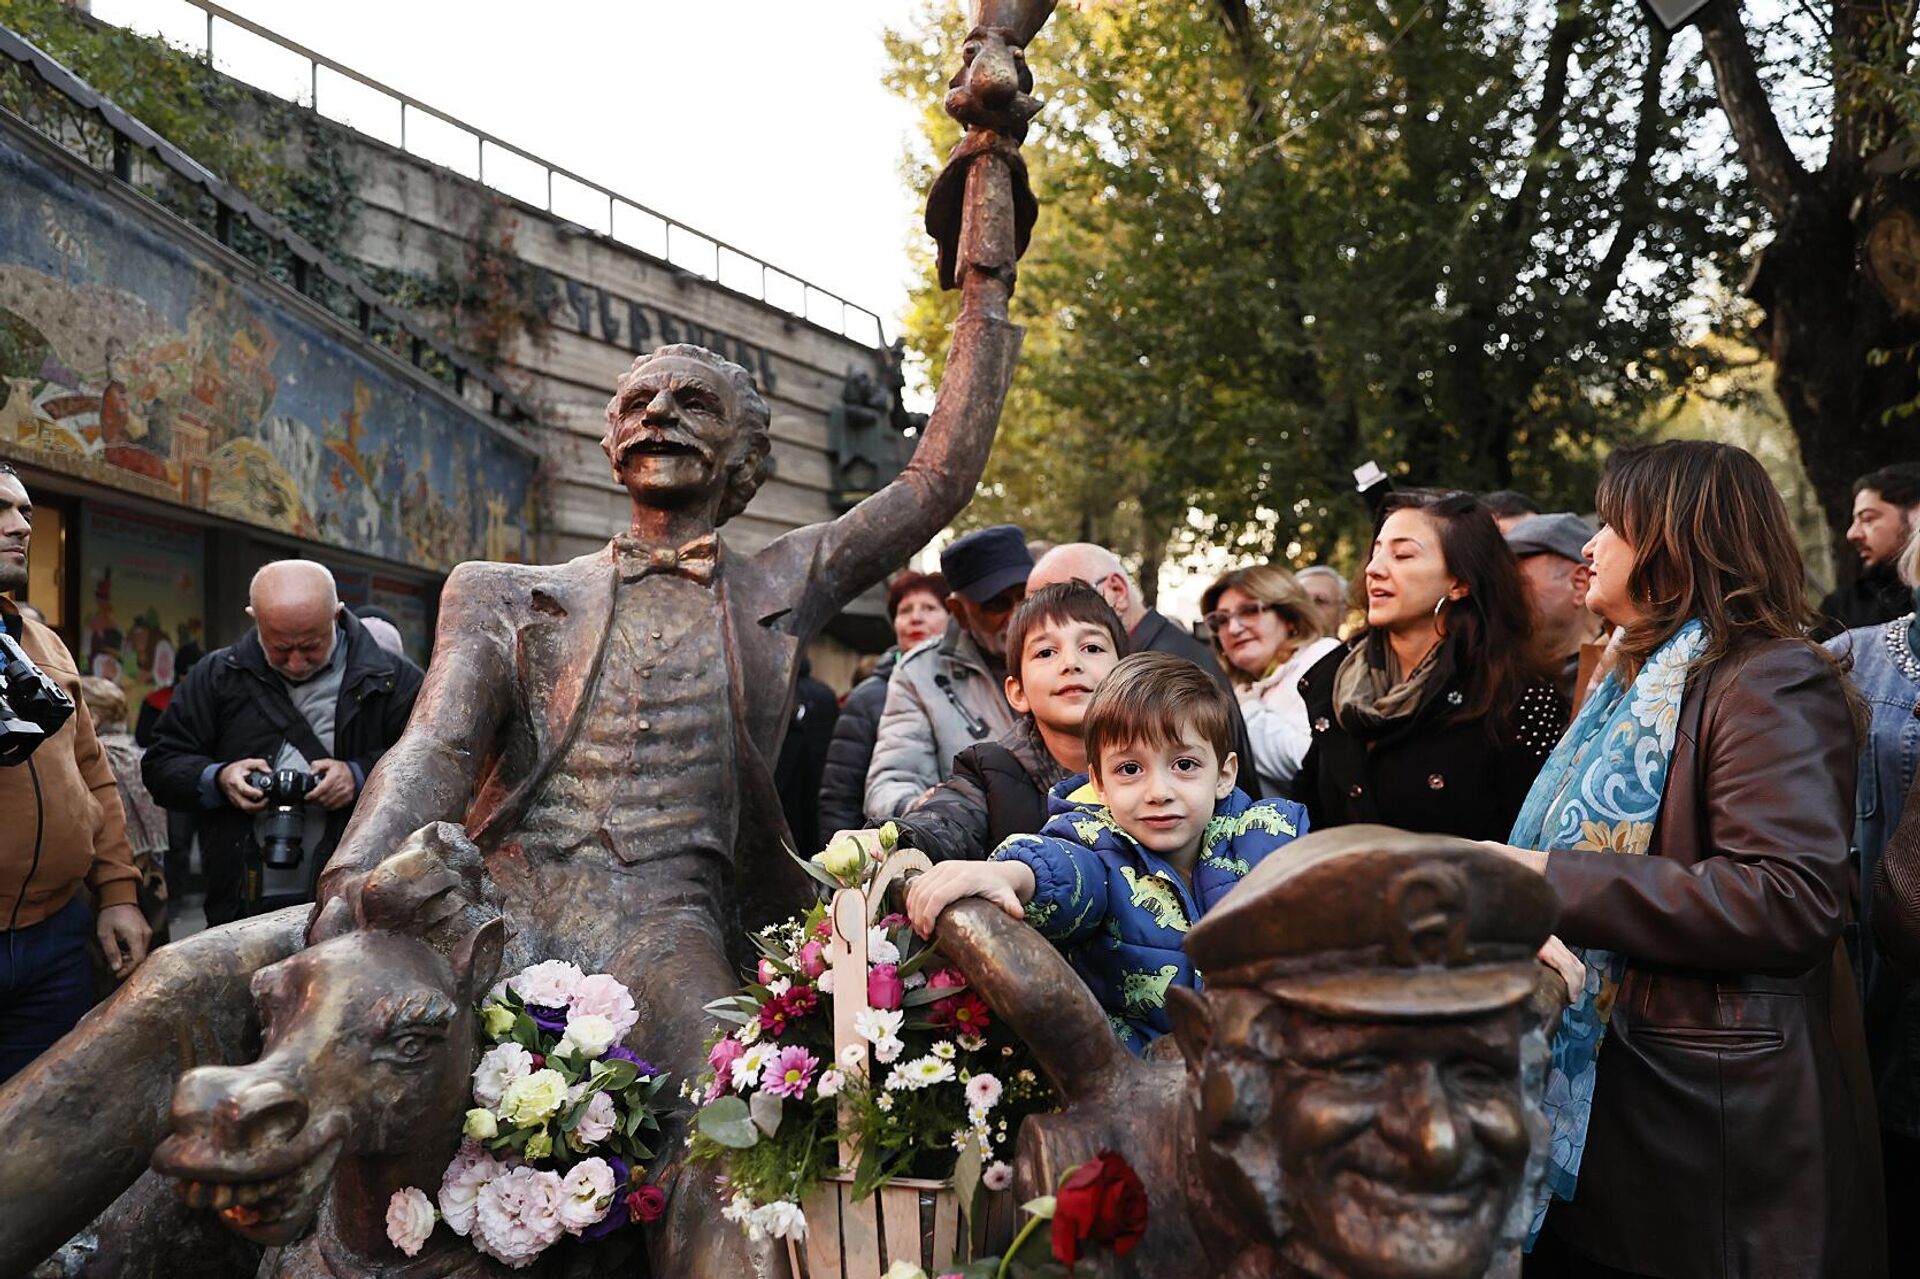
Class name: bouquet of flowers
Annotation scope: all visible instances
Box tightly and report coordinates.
[383,960,672,1269]
[686,834,1054,1247]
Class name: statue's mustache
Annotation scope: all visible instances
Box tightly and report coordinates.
[612,422,712,465]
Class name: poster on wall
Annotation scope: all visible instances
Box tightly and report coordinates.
[81,504,206,709]
[325,566,434,668]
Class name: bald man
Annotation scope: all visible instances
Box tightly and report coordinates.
[142,560,423,923]
[1029,543,1263,799]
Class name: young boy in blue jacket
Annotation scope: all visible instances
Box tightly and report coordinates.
[906,650,1311,1051]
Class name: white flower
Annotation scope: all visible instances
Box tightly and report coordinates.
[818,970,835,994]
[437,1141,504,1237]
[511,960,586,1010]
[983,1161,1013,1192]
[884,1262,934,1279]
[873,1035,905,1064]
[932,1041,956,1060]
[566,972,640,1038]
[733,1043,776,1091]
[838,1043,866,1070]
[904,1055,956,1088]
[767,976,792,998]
[556,1158,616,1234]
[463,1108,499,1141]
[866,927,901,966]
[721,1191,757,1224]
[875,1093,894,1112]
[903,970,927,990]
[753,1200,808,1242]
[472,1043,534,1107]
[571,1089,617,1147]
[816,1069,846,1098]
[385,1187,436,1257]
[471,1166,566,1268]
[965,1073,1003,1111]
[958,1033,988,1052]
[736,1016,763,1046]
[562,1012,618,1060]
[499,1069,569,1126]
[853,1007,904,1045]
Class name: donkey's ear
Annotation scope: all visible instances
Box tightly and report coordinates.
[1167,985,1213,1073]
[452,917,506,994]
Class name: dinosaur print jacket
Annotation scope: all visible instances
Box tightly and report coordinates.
[989,777,1311,1052]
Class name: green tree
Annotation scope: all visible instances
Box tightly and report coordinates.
[886,0,1749,590]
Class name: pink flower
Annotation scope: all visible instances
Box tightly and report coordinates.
[471,1166,566,1268]
[757,958,778,985]
[707,1038,744,1093]
[573,1090,617,1146]
[927,966,966,992]
[783,986,819,1018]
[813,915,834,941]
[628,1184,667,1223]
[877,912,909,931]
[758,998,793,1038]
[796,940,827,978]
[762,1045,818,1099]
[385,1186,435,1257]
[934,992,992,1034]
[437,1141,504,1237]
[867,964,904,1011]
[511,960,586,1009]
[556,1158,616,1234]
[566,973,639,1039]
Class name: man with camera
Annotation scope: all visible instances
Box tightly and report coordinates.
[142,560,423,924]
[0,463,148,1080]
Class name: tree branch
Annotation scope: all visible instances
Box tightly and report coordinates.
[1588,27,1673,305]
[1694,0,1814,218]
[1498,7,1585,245]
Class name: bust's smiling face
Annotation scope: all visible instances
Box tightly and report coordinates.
[604,356,739,513]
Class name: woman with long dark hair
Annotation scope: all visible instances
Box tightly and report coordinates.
[1493,441,1882,1278]
[1295,489,1567,839]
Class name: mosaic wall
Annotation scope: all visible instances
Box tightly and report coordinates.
[0,132,539,571]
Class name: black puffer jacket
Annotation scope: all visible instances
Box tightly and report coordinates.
[142,612,423,923]
[892,718,1070,862]
[817,649,898,838]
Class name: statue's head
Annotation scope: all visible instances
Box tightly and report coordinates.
[154,824,503,1247]
[1171,828,1554,1279]
[602,344,771,525]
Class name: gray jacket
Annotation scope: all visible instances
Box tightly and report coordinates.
[863,626,1017,819]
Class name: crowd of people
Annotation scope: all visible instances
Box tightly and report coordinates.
[10,440,1920,1274]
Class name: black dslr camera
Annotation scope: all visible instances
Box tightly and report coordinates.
[0,630,75,766]
[246,767,319,869]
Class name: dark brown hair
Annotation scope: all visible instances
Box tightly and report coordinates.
[1377,489,1542,727]
[1004,582,1129,683]
[885,570,949,620]
[1083,652,1236,779]
[1595,440,1822,682]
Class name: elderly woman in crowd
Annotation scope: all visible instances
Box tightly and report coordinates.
[1490,441,1881,1279]
[817,570,948,838]
[1829,519,1920,1265]
[1295,489,1566,840]
[1201,564,1342,798]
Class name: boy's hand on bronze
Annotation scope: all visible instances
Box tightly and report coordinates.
[906,861,1032,938]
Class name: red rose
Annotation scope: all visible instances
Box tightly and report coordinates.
[867,963,905,1011]
[1050,1150,1147,1270]
[627,1184,667,1224]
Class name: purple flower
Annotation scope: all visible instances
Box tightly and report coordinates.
[603,1044,655,1075]
[577,1156,633,1242]
[525,1004,569,1036]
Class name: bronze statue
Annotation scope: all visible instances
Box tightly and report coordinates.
[932,826,1565,1279]
[154,823,507,1278]
[0,5,1059,1274]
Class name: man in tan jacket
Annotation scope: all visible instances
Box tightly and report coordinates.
[0,464,147,1082]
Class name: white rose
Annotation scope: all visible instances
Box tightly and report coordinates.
[556,1158,616,1234]
[562,1012,618,1060]
[471,1043,534,1108]
[385,1186,436,1257]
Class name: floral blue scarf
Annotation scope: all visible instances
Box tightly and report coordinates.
[1511,619,1708,1244]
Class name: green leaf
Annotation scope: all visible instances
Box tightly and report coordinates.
[952,1138,982,1214]
[1021,1195,1057,1221]
[749,1089,784,1137]
[596,1060,639,1092]
[696,1096,759,1150]
[901,984,951,1007]
[511,1013,540,1051]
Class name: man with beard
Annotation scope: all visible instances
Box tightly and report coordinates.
[1818,463,1920,639]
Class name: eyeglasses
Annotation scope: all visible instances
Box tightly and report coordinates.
[1203,602,1280,631]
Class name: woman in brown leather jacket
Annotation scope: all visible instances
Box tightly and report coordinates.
[1494,441,1883,1279]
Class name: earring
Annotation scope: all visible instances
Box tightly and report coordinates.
[1432,595,1449,618]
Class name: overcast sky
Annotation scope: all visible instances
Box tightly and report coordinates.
[94,0,928,338]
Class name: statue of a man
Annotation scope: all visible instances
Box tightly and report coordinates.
[934,826,1561,1279]
[0,6,1059,1273]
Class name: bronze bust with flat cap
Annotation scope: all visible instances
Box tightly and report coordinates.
[931,824,1565,1279]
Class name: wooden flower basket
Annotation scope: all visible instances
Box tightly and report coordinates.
[785,850,1015,1279]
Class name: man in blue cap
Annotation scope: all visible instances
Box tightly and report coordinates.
[864,524,1030,819]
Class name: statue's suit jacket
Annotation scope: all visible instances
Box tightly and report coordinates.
[319,314,1020,923]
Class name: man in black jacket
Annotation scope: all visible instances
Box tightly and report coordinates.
[142,561,423,923]
[1818,463,1920,639]
[1028,542,1262,797]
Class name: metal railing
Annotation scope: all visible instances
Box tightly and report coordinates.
[106,0,887,349]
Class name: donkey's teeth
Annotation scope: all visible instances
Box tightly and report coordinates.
[209,1183,236,1209]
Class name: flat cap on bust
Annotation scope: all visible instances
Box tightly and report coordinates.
[1186,825,1558,1020]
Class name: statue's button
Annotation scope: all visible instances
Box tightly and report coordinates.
[650,630,663,640]
[641,667,654,679]
[1347,783,1363,799]
[637,719,651,732]
[1312,716,1330,733]
[1428,773,1446,790]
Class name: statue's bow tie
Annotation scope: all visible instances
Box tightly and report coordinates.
[614,533,719,585]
